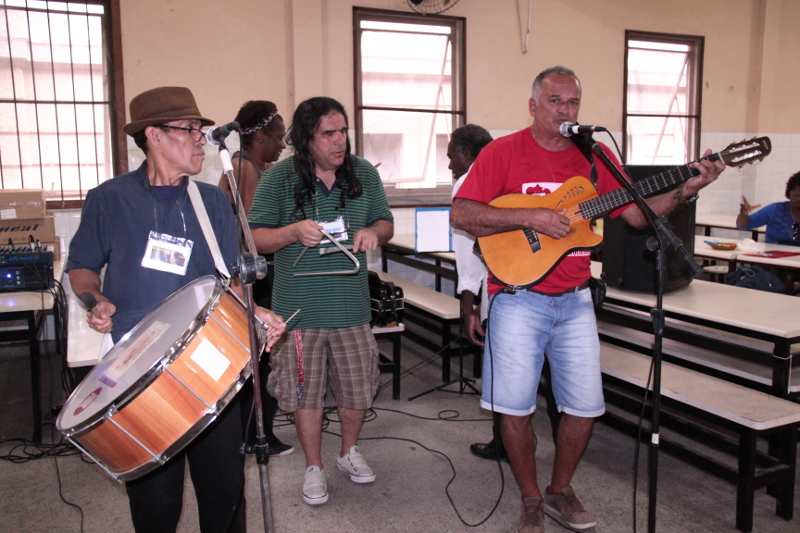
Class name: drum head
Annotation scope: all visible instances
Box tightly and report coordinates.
[58,276,221,434]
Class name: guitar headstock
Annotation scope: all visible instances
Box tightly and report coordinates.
[719,136,771,168]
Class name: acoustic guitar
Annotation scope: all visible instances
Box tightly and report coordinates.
[476,137,772,288]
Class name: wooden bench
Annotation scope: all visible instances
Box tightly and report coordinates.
[376,271,480,382]
[598,321,800,395]
[599,341,800,532]
[373,324,404,400]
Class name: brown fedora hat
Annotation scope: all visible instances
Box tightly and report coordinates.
[123,86,214,136]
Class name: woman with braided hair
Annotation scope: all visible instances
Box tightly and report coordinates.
[219,100,286,213]
[218,100,293,457]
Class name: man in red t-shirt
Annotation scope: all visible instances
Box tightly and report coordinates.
[451,66,725,533]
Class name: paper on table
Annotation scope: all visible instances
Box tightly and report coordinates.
[738,238,764,253]
[415,207,452,252]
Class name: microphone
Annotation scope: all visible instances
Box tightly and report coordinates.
[205,121,240,146]
[559,122,606,137]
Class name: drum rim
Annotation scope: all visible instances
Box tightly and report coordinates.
[58,275,225,437]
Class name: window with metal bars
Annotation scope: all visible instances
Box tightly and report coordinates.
[353,7,465,189]
[623,30,704,166]
[0,0,124,207]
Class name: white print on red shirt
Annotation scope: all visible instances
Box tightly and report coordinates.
[521,181,589,257]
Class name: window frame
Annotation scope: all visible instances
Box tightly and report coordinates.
[622,30,704,165]
[0,0,126,209]
[352,6,466,189]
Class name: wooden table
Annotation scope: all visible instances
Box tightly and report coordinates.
[66,290,106,368]
[736,243,800,272]
[592,262,800,398]
[694,240,800,279]
[0,249,65,442]
[381,234,457,294]
[695,214,765,241]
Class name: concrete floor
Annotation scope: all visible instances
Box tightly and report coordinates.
[1,330,798,533]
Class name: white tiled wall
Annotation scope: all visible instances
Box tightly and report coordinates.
[697,132,800,217]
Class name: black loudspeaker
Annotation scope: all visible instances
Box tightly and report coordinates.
[600,165,696,294]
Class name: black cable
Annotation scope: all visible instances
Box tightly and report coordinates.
[600,133,656,533]
[11,240,87,530]
[321,406,503,527]
[8,265,88,532]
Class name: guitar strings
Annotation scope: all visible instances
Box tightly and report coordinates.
[538,149,729,227]
[564,153,721,223]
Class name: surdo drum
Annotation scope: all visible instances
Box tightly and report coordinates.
[57,276,264,481]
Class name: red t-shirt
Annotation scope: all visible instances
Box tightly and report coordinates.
[454,128,629,295]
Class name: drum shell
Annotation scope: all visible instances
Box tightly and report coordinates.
[59,279,259,481]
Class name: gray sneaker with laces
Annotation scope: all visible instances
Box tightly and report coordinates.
[515,496,545,533]
[336,445,376,483]
[543,485,597,530]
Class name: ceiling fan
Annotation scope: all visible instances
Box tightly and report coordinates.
[405,0,462,15]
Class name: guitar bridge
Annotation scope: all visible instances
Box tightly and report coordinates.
[523,228,541,253]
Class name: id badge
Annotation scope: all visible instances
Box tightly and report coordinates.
[318,216,347,245]
[141,231,193,275]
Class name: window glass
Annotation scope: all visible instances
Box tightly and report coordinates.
[354,8,465,189]
[0,0,119,202]
[624,32,703,166]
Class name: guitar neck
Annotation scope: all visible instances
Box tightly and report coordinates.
[579,152,721,219]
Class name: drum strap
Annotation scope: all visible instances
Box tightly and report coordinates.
[187,180,231,279]
[294,330,305,403]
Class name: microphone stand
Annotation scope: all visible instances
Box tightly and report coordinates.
[216,140,275,533]
[583,135,700,533]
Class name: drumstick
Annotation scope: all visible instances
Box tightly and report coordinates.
[265,309,299,336]
[284,308,300,325]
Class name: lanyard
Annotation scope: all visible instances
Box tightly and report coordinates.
[294,329,305,403]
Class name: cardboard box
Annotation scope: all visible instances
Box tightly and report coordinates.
[0,215,56,246]
[0,189,47,219]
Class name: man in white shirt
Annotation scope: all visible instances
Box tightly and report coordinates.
[447,124,504,460]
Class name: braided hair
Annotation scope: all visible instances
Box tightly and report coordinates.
[234,100,282,151]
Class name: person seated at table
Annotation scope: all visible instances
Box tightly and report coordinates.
[737,170,800,246]
[738,171,800,294]
[217,100,294,458]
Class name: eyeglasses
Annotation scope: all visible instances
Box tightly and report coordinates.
[158,124,206,142]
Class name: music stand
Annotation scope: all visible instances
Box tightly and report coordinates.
[407,313,481,401]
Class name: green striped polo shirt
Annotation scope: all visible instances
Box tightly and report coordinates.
[248,155,393,331]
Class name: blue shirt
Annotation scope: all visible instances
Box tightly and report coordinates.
[66,161,239,342]
[738,201,800,246]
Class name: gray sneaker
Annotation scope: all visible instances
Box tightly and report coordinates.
[302,465,328,505]
[543,485,597,530]
[336,445,376,483]
[515,496,545,533]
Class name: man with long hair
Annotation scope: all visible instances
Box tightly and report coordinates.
[249,97,393,506]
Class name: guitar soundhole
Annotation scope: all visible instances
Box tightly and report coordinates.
[523,228,541,253]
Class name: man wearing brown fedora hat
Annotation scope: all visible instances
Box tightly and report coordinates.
[66,86,286,533]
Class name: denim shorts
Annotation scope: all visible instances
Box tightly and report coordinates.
[480,288,605,418]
